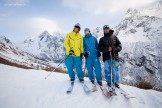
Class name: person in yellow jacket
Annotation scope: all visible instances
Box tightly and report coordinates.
[64,23,84,82]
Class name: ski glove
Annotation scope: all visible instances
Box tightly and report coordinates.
[84,51,89,58]
[69,50,75,55]
[112,47,120,53]
[80,53,83,59]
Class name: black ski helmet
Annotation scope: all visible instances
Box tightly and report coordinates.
[103,25,110,30]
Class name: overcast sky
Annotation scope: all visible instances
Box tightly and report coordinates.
[0,0,158,42]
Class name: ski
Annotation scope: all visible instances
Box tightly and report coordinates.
[107,86,117,96]
[120,92,135,99]
[118,88,127,93]
[91,83,98,92]
[80,81,91,93]
[112,88,117,96]
[117,88,136,99]
[66,81,74,94]
[100,86,112,97]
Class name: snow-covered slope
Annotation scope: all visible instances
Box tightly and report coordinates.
[20,31,65,62]
[0,64,162,108]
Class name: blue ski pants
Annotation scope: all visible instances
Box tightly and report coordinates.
[86,57,102,82]
[65,56,84,80]
[104,60,119,83]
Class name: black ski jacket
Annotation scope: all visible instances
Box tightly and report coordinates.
[98,30,122,62]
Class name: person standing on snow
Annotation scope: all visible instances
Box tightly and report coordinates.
[64,23,84,82]
[83,28,102,86]
[98,25,122,88]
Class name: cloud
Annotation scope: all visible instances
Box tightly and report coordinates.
[0,17,60,39]
[62,0,155,15]
[0,12,14,22]
[0,14,8,17]
[25,17,60,34]
[2,0,29,6]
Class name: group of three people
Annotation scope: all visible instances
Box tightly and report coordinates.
[64,23,122,88]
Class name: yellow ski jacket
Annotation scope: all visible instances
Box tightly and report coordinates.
[64,31,84,56]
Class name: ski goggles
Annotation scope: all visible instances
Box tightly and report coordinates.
[85,30,90,35]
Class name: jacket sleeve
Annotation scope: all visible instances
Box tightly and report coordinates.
[64,34,70,55]
[83,38,87,53]
[80,36,84,54]
[115,37,122,52]
[98,38,109,53]
[95,37,99,51]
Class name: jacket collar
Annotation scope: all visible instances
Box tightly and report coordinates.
[85,34,92,38]
[72,30,80,34]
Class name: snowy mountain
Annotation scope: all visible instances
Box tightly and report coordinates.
[20,31,65,62]
[92,27,103,38]
[139,1,162,18]
[113,1,162,90]
[1,1,162,91]
[92,1,162,90]
[0,35,60,70]
[0,64,162,108]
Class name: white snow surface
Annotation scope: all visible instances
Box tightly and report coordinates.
[0,64,162,108]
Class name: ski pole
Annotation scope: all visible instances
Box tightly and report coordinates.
[110,51,117,89]
[44,56,68,79]
[83,58,86,75]
[110,49,114,88]
[83,52,90,75]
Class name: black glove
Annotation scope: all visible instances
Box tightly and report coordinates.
[112,47,119,53]
[97,51,101,57]
[84,51,89,58]
[80,53,83,59]
[69,50,74,55]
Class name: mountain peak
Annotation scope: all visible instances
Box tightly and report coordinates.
[39,30,50,37]
[0,35,11,44]
[124,8,139,19]
[139,1,162,18]
[126,8,138,14]
[154,0,162,8]
[38,30,52,41]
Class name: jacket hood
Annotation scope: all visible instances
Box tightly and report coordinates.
[104,29,114,37]
[109,29,114,35]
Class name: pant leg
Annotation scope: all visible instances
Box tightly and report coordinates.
[86,58,94,81]
[104,60,111,82]
[93,58,102,82]
[112,61,115,83]
[74,56,84,80]
[64,56,75,79]
[113,60,119,83]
